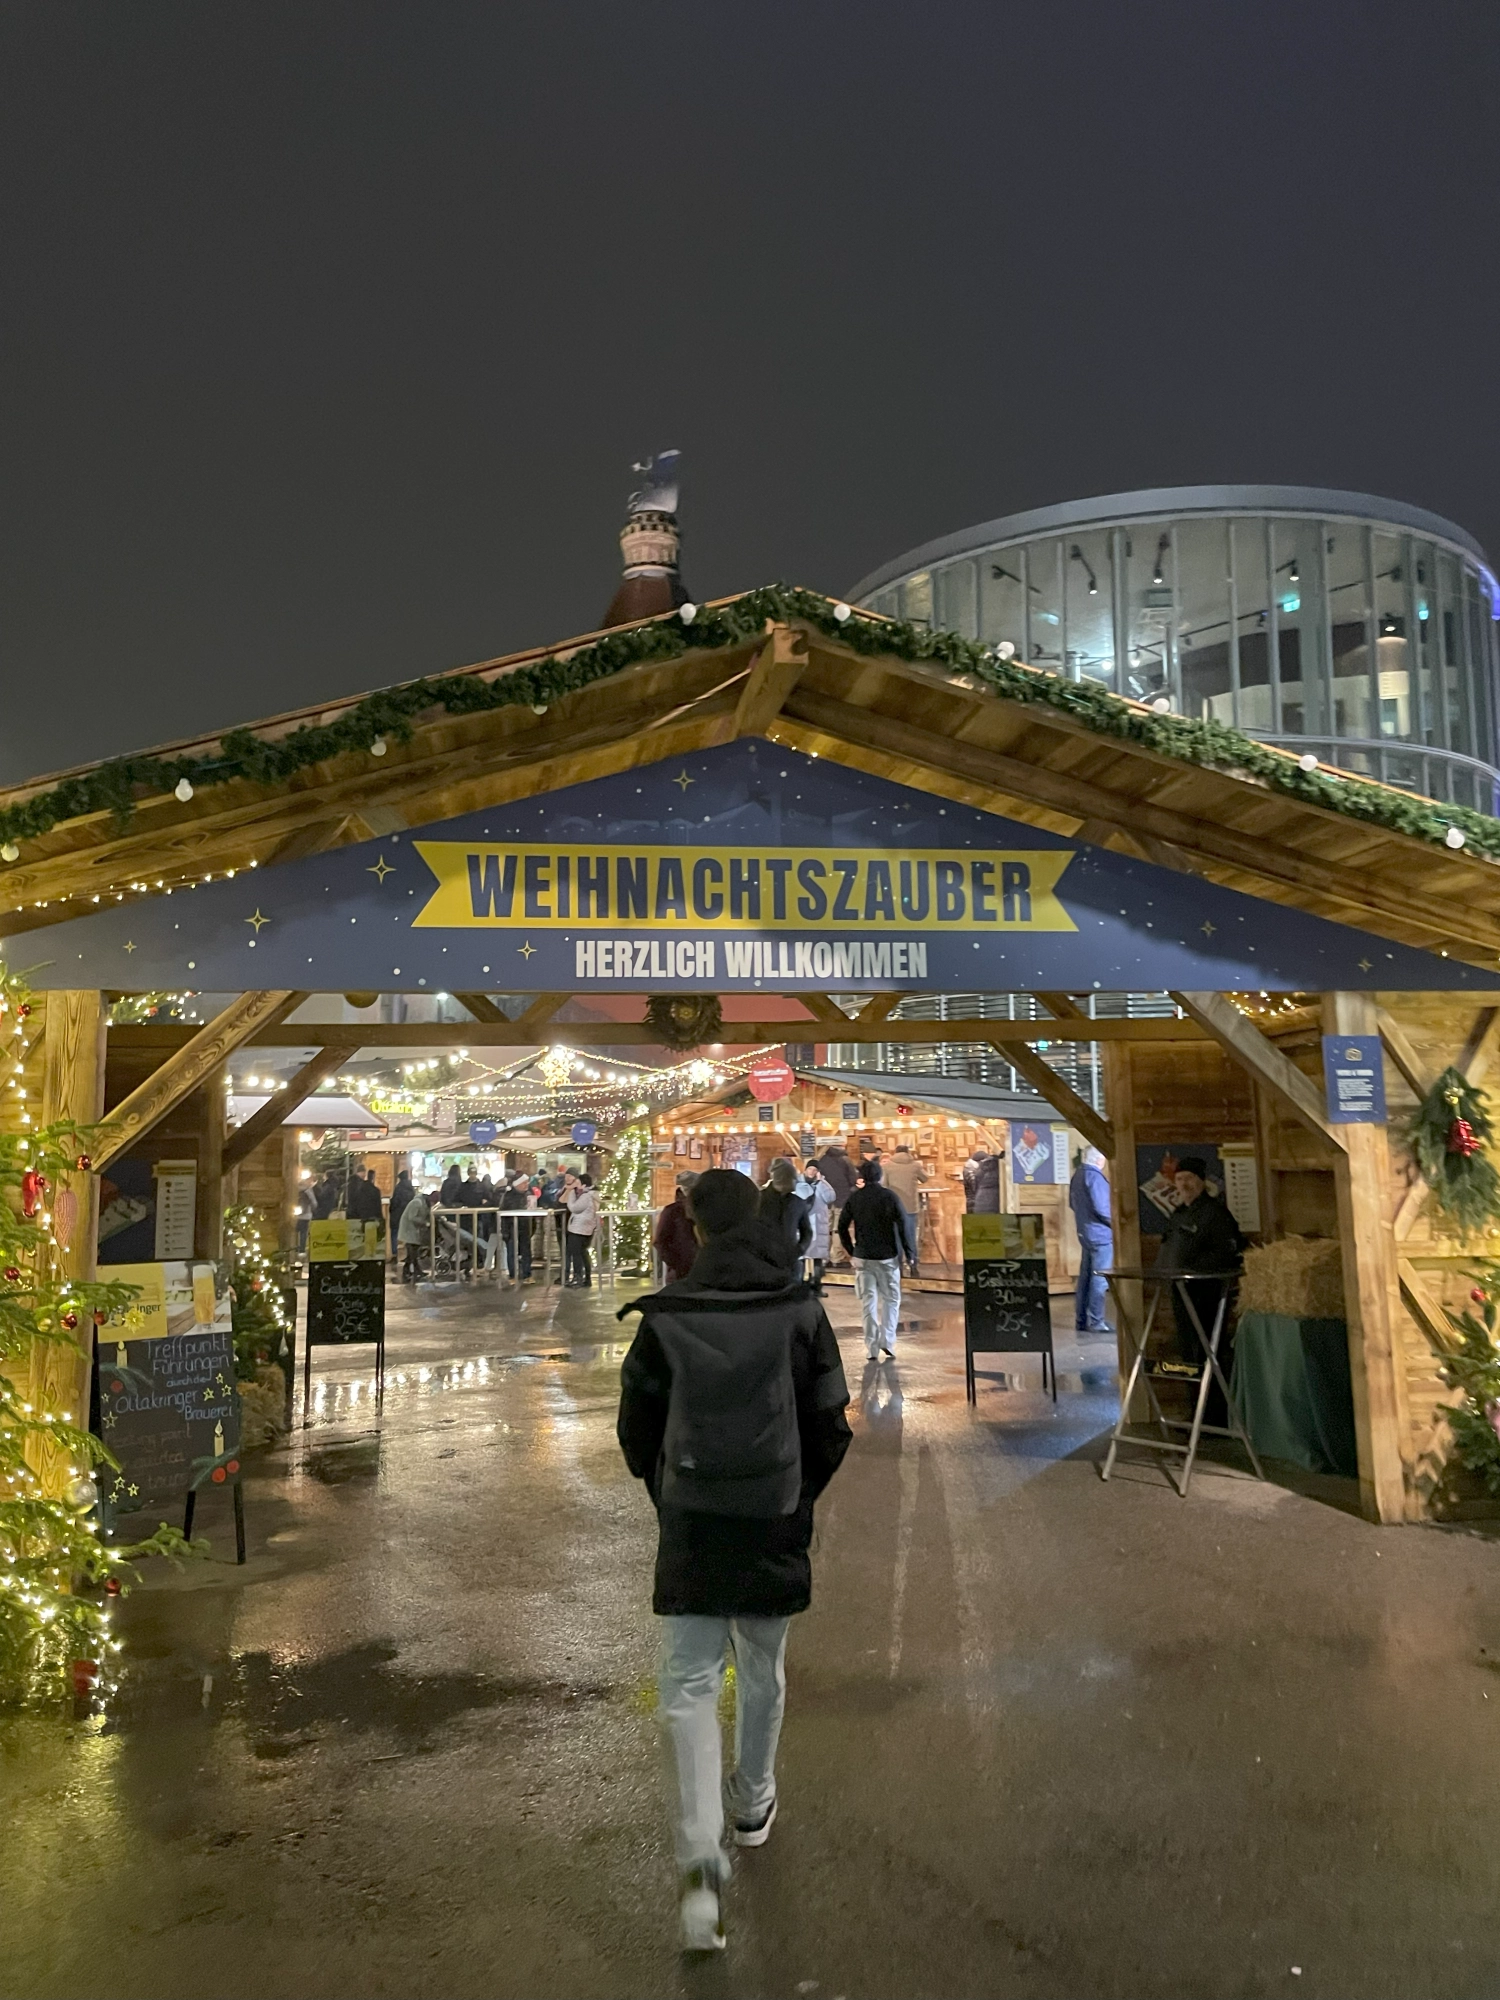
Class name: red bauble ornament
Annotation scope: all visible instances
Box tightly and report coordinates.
[61,1310,78,1330]
[1446,1117,1480,1158]
[93,1308,107,1326]
[17,1002,31,1018]
[1472,1288,1489,1303]
[74,1153,91,1172]
[3,1266,19,1283]
[103,1576,121,1597]
[20,1169,47,1218]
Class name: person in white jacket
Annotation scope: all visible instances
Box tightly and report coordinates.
[564,1172,600,1287]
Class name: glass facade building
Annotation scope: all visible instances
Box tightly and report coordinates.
[850,486,1500,812]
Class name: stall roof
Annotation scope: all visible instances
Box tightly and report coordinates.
[802,1067,1077,1126]
[4,584,1500,971]
[228,1093,384,1130]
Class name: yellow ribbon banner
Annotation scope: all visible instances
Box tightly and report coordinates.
[412,843,1075,932]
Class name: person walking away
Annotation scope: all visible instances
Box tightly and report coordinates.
[654,1171,699,1283]
[882,1143,931,1278]
[837,1160,916,1362]
[800,1160,835,1282]
[1154,1156,1246,1403]
[1068,1146,1113,1334]
[387,1170,414,1264]
[616,1169,852,1952]
[813,1141,857,1264]
[564,1172,599,1286]
[759,1158,813,1272]
[346,1168,384,1253]
[962,1144,1001,1213]
[396,1186,431,1283]
[499,1172,532,1279]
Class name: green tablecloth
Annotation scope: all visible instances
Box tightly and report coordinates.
[1231,1313,1359,1477]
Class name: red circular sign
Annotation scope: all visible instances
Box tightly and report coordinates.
[747,1055,795,1103]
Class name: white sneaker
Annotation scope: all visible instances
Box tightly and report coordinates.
[732,1797,777,1847]
[679,1865,726,1952]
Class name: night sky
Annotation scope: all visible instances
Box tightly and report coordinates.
[3,1,1497,782]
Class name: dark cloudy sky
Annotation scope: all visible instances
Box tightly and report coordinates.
[3,1,1497,781]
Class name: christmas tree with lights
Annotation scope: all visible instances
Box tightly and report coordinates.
[601,1121,653,1272]
[0,972,187,1704]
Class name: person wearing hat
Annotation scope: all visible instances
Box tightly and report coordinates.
[1154,1156,1245,1373]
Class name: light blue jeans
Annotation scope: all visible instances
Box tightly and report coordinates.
[854,1255,902,1356]
[658,1614,790,1871]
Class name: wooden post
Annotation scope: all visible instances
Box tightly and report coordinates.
[1101,1040,1145,1417]
[1323,992,1413,1523]
[1250,1080,1282,1243]
[194,1067,225,1262]
[28,992,107,1493]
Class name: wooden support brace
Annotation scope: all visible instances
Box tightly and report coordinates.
[454,991,509,1025]
[1172,990,1344,1153]
[1398,1257,1461,1358]
[221,1046,347,1173]
[96,991,308,1172]
[1375,1008,1433,1099]
[514,993,570,1037]
[733,624,810,738]
[799,994,855,1026]
[992,1040,1114,1158]
[856,992,906,1025]
[1034,991,1087,1020]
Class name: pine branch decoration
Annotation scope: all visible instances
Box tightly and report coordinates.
[1406,1065,1500,1238]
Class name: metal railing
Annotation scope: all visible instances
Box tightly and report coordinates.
[1252,734,1500,814]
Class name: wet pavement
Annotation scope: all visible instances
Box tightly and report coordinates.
[4,1272,1500,2000]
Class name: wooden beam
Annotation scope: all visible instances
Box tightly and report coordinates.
[856,991,906,1025]
[110,1013,1211,1054]
[1398,1257,1461,1358]
[221,1046,347,1172]
[733,625,811,738]
[1322,992,1413,1523]
[454,991,509,1025]
[514,993,569,1037]
[780,687,1500,960]
[261,816,356,867]
[95,991,307,1172]
[1375,1008,1433,1099]
[1393,1003,1500,1242]
[991,1039,1114,1157]
[1171,990,1343,1152]
[1034,991,1087,1020]
[798,994,855,1026]
[1101,1041,1146,1419]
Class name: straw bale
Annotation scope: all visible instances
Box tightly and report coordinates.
[1239,1235,1345,1318]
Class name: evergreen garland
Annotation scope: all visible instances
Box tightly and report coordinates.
[1405,1065,1500,1238]
[1433,1266,1500,1495]
[0,585,1496,863]
[644,993,724,1050]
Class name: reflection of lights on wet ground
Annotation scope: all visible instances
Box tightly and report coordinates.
[298,1346,618,1430]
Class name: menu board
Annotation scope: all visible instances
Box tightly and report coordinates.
[961,1213,1051,1354]
[152,1160,198,1259]
[97,1324,241,1520]
[306,1259,386,1347]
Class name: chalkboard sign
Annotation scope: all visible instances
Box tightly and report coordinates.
[304,1258,386,1419]
[307,1259,386,1346]
[961,1213,1054,1403]
[96,1325,241,1521]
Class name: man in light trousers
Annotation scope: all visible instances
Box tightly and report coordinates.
[616,1169,851,1953]
[837,1159,917,1362]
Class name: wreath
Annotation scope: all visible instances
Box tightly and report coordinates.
[1406,1066,1500,1238]
[643,993,723,1051]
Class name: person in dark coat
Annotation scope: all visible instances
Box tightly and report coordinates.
[759,1157,814,1271]
[617,1169,851,1952]
[1155,1156,1246,1371]
[962,1145,1002,1213]
[311,1173,340,1220]
[387,1170,415,1242]
[346,1168,384,1223]
[438,1164,465,1209]
[653,1171,699,1283]
[1068,1147,1113,1333]
[814,1142,858,1267]
[499,1171,533,1279]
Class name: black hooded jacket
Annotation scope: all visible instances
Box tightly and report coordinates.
[617,1223,852,1618]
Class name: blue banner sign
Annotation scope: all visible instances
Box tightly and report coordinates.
[1322,1035,1387,1124]
[570,1121,598,1146]
[9,742,1495,993]
[468,1119,498,1145]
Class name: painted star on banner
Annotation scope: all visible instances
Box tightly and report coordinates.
[1358,957,1373,972]
[246,908,270,932]
[518,941,536,960]
[368,857,394,883]
[673,769,695,792]
[1200,920,1216,938]
[122,940,137,953]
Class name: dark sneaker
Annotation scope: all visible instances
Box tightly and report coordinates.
[732,1797,777,1847]
[679,1864,726,1951]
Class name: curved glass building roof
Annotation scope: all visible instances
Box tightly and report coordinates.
[851,486,1500,812]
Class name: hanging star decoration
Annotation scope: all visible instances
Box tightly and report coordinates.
[245,909,270,932]
[368,857,393,883]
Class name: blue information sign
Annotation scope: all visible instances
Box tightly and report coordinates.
[570,1121,597,1146]
[1322,1035,1387,1124]
[468,1119,498,1145]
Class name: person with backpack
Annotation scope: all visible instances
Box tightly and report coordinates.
[837,1159,916,1362]
[617,1169,852,1953]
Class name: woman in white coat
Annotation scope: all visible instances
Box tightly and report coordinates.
[563,1172,600,1287]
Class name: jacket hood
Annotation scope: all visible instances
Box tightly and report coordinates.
[618,1221,811,1318]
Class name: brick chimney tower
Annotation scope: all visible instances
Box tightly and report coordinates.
[601,450,690,627]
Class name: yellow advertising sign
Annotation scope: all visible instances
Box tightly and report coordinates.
[962,1213,1047,1260]
[308,1219,384,1262]
[411,842,1075,933]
